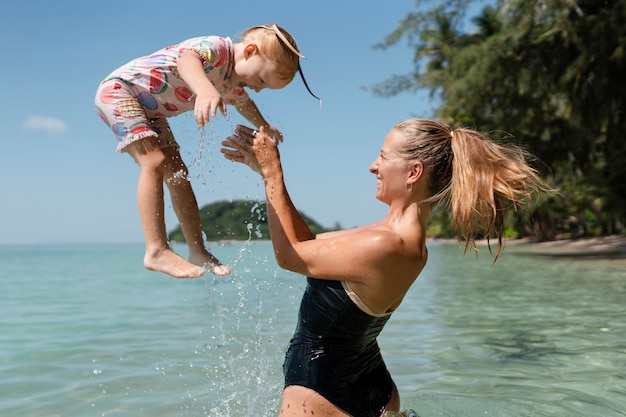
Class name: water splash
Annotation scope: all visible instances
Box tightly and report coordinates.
[189,125,215,170]
[172,169,189,180]
[164,116,284,415]
[243,204,266,240]
[195,241,286,416]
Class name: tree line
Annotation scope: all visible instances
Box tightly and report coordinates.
[372,0,625,240]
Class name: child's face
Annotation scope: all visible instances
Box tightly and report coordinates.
[233,44,288,93]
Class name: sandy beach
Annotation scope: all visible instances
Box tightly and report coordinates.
[435,235,626,257]
[500,235,626,257]
[516,235,626,257]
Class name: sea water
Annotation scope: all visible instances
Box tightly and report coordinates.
[1,241,625,417]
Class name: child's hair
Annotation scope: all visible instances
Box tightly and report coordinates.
[242,24,302,83]
[393,118,553,260]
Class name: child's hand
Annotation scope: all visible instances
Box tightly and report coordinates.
[177,50,227,127]
[262,124,284,142]
[194,89,227,127]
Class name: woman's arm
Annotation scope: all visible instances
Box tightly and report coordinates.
[222,126,314,251]
[221,125,425,314]
[221,126,408,280]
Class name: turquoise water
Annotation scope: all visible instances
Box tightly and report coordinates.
[1,241,625,416]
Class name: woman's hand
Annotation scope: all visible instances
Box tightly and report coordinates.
[220,125,280,176]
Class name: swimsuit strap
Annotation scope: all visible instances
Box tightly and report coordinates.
[341,281,393,317]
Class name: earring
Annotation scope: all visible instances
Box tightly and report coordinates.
[405,182,413,193]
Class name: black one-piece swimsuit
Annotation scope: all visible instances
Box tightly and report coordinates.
[283,277,394,417]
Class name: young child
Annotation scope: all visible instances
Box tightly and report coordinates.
[95,24,317,279]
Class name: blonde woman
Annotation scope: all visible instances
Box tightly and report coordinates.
[222,119,550,417]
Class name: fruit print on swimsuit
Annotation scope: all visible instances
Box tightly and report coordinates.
[149,68,168,94]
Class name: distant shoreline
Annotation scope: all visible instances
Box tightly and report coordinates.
[430,235,626,257]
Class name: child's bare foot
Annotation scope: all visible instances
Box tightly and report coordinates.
[189,252,231,277]
[144,248,206,278]
[207,264,230,276]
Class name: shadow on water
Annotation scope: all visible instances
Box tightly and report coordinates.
[486,333,564,363]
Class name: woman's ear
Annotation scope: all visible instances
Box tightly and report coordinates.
[407,161,424,185]
[243,43,258,59]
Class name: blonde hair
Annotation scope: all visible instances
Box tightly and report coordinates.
[242,24,302,83]
[394,118,551,260]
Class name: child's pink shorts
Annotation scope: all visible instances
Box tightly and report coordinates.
[95,79,178,152]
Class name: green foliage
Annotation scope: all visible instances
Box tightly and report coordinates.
[427,203,533,240]
[426,205,454,237]
[168,200,329,242]
[373,0,626,238]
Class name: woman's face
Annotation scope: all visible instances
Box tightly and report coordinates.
[369,129,411,204]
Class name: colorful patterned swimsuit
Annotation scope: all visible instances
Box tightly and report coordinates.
[95,36,249,152]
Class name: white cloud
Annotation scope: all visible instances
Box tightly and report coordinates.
[23,116,69,133]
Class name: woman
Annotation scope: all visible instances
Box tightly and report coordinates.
[221,119,550,417]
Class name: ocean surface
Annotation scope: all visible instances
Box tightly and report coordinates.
[1,241,625,417]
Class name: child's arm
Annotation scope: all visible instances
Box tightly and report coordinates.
[178,50,227,127]
[234,99,284,142]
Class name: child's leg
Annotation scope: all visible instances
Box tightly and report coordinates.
[160,147,230,276]
[95,81,217,277]
[126,138,207,279]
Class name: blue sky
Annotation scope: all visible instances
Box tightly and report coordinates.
[1,0,438,245]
